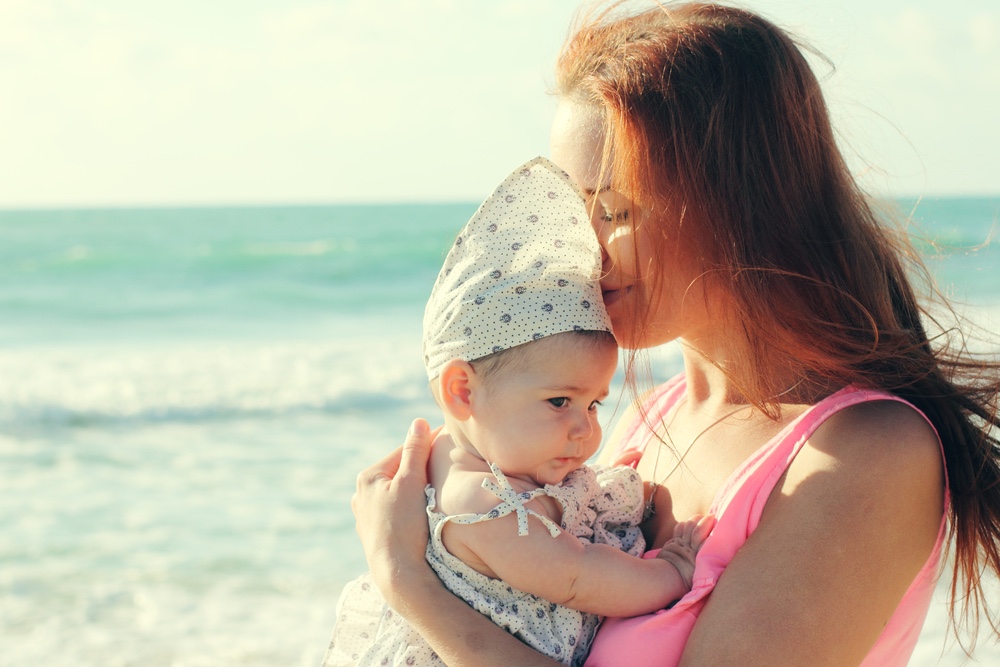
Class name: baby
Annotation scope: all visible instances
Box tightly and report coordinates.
[324,157,712,667]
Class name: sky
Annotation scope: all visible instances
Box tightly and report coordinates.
[0,0,997,208]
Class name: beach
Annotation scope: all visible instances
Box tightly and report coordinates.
[2,200,998,665]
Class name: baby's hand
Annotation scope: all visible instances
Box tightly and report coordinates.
[655,514,716,591]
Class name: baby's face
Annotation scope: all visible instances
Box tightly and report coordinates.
[468,334,618,487]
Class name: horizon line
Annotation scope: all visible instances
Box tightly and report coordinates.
[2,193,999,213]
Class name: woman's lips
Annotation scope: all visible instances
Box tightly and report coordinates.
[602,285,629,307]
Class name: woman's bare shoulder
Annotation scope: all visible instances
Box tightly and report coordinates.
[792,398,942,492]
[780,397,945,567]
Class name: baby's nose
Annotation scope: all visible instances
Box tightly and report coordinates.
[569,412,595,441]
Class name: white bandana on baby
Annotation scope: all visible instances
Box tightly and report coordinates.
[422,156,613,380]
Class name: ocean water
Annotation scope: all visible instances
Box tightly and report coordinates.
[1,199,998,666]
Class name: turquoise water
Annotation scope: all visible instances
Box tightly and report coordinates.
[1,199,998,666]
[898,197,1000,303]
[0,205,469,345]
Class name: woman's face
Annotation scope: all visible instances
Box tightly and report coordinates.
[549,100,709,349]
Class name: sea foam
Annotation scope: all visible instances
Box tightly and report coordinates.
[0,336,430,428]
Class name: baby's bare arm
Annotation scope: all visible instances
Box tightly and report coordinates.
[446,508,713,616]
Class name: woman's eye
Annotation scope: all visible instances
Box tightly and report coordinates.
[602,209,630,225]
[548,397,569,408]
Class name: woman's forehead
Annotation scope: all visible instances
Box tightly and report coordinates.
[549,101,607,192]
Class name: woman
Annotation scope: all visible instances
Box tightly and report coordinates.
[352,3,1000,665]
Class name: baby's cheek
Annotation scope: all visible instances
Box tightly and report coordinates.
[589,424,604,451]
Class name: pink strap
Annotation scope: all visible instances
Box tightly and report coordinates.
[611,375,685,459]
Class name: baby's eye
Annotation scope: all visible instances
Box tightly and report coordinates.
[548,397,569,408]
[589,400,603,412]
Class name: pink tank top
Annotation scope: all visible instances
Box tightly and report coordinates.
[585,375,949,666]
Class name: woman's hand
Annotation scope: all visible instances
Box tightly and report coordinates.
[351,420,561,666]
[352,418,440,604]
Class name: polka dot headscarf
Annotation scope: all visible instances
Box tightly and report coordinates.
[422,156,613,380]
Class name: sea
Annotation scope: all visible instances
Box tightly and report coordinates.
[1,198,998,666]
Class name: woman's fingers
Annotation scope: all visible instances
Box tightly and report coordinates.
[396,418,436,482]
[354,419,439,491]
[351,418,441,598]
[352,419,439,526]
[357,446,403,489]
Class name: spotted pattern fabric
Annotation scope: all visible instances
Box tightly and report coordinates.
[322,464,646,667]
[422,156,612,380]
[444,463,562,537]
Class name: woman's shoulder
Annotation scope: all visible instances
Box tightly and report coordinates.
[679,398,948,665]
[782,396,945,542]
[802,397,942,481]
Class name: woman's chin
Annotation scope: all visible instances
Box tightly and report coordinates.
[609,321,641,349]
[613,332,644,350]
[611,322,674,351]
[603,288,636,345]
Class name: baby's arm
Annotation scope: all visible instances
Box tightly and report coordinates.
[444,506,714,617]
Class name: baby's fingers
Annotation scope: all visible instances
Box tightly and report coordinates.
[690,514,716,548]
[673,513,717,549]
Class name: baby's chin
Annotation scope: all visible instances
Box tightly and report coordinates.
[533,460,584,486]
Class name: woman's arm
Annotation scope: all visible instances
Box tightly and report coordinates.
[679,400,945,666]
[353,419,562,667]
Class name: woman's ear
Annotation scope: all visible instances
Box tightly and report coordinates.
[437,359,477,421]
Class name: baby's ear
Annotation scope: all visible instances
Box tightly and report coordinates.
[438,359,475,421]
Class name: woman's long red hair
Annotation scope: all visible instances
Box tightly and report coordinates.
[557,1,1000,647]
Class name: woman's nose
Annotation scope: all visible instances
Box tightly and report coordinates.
[587,202,610,262]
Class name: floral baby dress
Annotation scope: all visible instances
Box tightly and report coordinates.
[323,463,645,667]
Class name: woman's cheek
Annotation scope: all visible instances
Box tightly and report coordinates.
[605,226,639,277]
